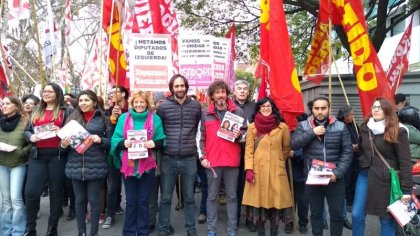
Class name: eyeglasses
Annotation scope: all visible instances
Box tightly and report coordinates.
[371,105,383,110]
[260,105,272,108]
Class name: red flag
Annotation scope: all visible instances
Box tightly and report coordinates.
[0,65,11,99]
[386,16,413,94]
[268,0,304,130]
[132,0,179,74]
[225,24,236,90]
[102,0,129,89]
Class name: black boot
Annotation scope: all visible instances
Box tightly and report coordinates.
[45,226,57,236]
[257,220,265,236]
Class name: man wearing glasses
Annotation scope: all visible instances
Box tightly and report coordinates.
[291,97,352,236]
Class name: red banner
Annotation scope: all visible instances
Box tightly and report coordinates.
[268,0,304,130]
[386,16,413,95]
[256,0,270,100]
[225,24,236,90]
[132,0,179,75]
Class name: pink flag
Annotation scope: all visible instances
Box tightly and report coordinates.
[7,0,31,36]
[386,16,413,94]
[225,24,236,90]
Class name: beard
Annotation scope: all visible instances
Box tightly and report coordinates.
[216,99,226,106]
[174,91,186,99]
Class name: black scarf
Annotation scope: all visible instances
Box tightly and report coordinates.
[0,113,21,132]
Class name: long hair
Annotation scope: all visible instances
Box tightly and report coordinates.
[4,95,28,120]
[67,90,107,127]
[251,97,284,122]
[32,83,65,122]
[207,80,230,101]
[364,97,399,143]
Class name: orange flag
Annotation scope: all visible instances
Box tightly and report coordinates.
[258,0,304,130]
[102,0,129,89]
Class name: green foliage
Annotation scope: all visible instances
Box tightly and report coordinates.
[235,70,257,99]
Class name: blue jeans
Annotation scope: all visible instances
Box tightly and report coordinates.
[123,172,155,236]
[352,169,368,236]
[196,159,208,215]
[0,164,27,236]
[379,217,395,236]
[159,155,197,235]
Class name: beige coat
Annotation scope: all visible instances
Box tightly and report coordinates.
[242,122,292,209]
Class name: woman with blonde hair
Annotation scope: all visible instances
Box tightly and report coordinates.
[111,90,165,235]
[0,96,32,236]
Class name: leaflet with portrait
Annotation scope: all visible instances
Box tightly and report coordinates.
[127,130,148,159]
[217,111,244,142]
[56,120,93,154]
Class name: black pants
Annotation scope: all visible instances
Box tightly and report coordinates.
[236,152,245,219]
[105,166,122,218]
[345,158,359,206]
[65,177,75,211]
[306,180,345,236]
[293,181,309,226]
[25,149,66,230]
[72,179,104,235]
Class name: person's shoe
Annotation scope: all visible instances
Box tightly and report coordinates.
[198,213,207,224]
[284,223,293,234]
[149,224,156,231]
[45,226,57,236]
[299,225,308,234]
[344,219,352,230]
[218,195,227,205]
[66,209,75,221]
[24,229,37,236]
[115,206,124,215]
[102,216,114,229]
[187,231,198,236]
[175,202,183,211]
[98,213,106,224]
[207,232,216,236]
[245,219,257,232]
[41,190,49,197]
[323,219,328,230]
[168,225,174,235]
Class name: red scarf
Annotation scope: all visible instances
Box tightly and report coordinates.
[254,113,279,136]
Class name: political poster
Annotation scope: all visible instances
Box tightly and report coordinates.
[179,35,213,89]
[129,34,172,91]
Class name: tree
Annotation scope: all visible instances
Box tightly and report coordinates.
[174,0,420,70]
[235,70,257,99]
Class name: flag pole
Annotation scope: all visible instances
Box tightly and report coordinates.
[327,18,332,106]
[394,64,404,94]
[98,0,106,98]
[29,0,46,86]
[105,0,116,98]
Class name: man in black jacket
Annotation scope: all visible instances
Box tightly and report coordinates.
[157,74,202,236]
[291,97,352,236]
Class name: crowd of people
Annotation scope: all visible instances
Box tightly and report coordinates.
[0,75,417,236]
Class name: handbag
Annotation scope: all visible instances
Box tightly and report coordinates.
[368,131,403,204]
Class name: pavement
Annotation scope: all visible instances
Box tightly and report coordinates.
[32,191,381,236]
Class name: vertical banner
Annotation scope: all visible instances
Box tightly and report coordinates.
[129,34,172,91]
[225,24,236,90]
[178,35,212,89]
[212,37,230,81]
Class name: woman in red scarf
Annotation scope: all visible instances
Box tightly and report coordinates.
[242,97,293,236]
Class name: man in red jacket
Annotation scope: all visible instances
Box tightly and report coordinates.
[199,80,245,236]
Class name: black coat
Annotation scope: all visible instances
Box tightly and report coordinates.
[156,96,201,157]
[65,111,111,181]
[359,124,413,217]
[291,116,353,180]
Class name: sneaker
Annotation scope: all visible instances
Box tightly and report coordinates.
[218,195,227,205]
[284,223,293,234]
[102,216,114,229]
[98,213,106,224]
[198,213,207,224]
[299,225,308,234]
[115,206,124,215]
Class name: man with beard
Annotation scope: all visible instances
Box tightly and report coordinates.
[199,80,245,236]
[157,74,202,236]
[291,97,352,236]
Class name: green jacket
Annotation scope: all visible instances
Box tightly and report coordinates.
[0,119,32,167]
[406,124,420,161]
